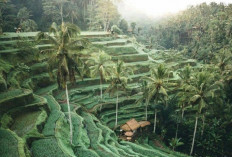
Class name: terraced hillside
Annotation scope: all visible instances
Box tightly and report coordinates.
[0,32,192,157]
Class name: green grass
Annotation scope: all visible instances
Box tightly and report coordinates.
[31,137,70,157]
[0,128,28,157]
[0,31,192,157]
[10,110,42,137]
[0,89,34,116]
[42,95,62,136]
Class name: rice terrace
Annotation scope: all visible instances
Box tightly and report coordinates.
[0,0,232,157]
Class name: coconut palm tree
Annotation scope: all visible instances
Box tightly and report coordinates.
[186,71,224,156]
[87,50,114,106]
[215,49,232,73]
[36,22,89,144]
[142,64,169,133]
[177,65,194,119]
[106,60,133,128]
[136,80,149,121]
[178,64,192,85]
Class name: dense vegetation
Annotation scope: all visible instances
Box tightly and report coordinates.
[145,2,232,62]
[136,2,232,156]
[0,0,129,32]
[0,1,232,157]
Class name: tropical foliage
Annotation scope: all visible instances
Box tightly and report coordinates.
[87,50,113,103]
[0,0,122,32]
[106,61,133,128]
[36,22,89,144]
[142,64,169,133]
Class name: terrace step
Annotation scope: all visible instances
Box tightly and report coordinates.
[0,89,34,118]
[0,128,28,157]
[112,54,149,63]
[93,39,128,46]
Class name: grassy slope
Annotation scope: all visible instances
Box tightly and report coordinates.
[0,32,191,157]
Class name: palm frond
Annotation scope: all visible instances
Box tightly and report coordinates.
[49,22,58,36]
[36,32,58,46]
[67,38,90,50]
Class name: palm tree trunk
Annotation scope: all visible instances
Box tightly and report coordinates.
[100,78,103,100]
[175,123,179,139]
[60,2,64,23]
[153,109,157,133]
[66,84,73,144]
[0,9,2,34]
[115,86,119,128]
[71,15,74,24]
[145,101,148,121]
[182,109,185,119]
[190,115,198,156]
[83,2,86,22]
[201,115,205,136]
[99,77,103,111]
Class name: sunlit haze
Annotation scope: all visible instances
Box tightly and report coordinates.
[118,0,231,19]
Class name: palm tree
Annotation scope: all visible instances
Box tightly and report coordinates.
[186,71,224,156]
[177,65,193,119]
[215,49,232,73]
[0,0,8,34]
[36,22,89,144]
[130,22,136,33]
[87,50,113,106]
[142,64,169,133]
[80,0,91,21]
[106,60,133,128]
[136,80,149,121]
[178,64,192,85]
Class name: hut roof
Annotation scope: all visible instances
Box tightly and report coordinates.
[120,124,131,131]
[126,119,140,131]
[138,121,151,128]
[125,131,134,137]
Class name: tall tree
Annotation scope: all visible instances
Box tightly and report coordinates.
[185,71,223,156]
[42,0,70,24]
[142,64,169,133]
[87,50,113,107]
[106,61,133,128]
[17,7,30,23]
[17,7,37,32]
[177,65,193,118]
[80,0,91,22]
[119,19,128,34]
[130,22,136,33]
[0,0,17,32]
[36,22,89,144]
[136,80,149,121]
[95,0,120,31]
[86,0,98,30]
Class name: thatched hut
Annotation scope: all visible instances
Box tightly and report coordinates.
[120,119,150,141]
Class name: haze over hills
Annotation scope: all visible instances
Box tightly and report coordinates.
[116,0,231,22]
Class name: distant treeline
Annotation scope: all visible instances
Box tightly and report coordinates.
[0,0,124,32]
[148,2,232,62]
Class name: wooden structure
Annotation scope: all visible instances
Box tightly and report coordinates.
[120,119,151,141]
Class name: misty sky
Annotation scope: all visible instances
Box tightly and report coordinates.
[118,0,231,20]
